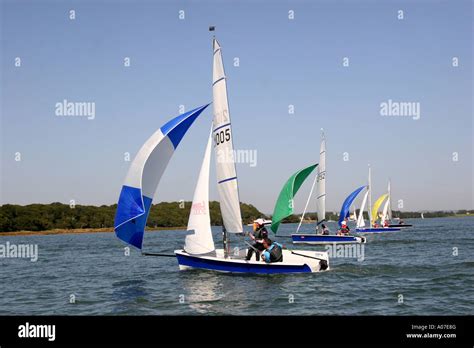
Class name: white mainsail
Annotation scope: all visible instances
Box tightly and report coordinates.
[184,130,215,255]
[367,165,372,225]
[357,191,368,228]
[316,130,326,224]
[387,180,392,221]
[212,38,243,233]
[381,199,390,225]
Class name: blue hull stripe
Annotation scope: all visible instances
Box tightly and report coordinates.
[218,176,237,184]
[356,228,401,233]
[292,234,358,243]
[176,253,312,274]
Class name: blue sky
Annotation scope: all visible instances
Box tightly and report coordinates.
[1,0,472,213]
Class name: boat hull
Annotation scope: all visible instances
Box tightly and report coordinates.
[388,224,412,228]
[355,227,401,233]
[291,234,366,244]
[174,249,329,274]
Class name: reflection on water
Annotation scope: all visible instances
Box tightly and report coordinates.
[179,271,223,314]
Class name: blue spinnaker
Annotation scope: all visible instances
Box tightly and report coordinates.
[338,185,366,227]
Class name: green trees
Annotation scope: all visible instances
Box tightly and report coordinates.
[0,202,266,232]
[1,203,471,233]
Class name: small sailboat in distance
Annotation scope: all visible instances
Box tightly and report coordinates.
[355,166,400,233]
[290,131,365,244]
[384,180,412,228]
[116,30,329,274]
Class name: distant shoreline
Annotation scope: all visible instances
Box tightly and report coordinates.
[1,215,472,237]
[0,226,187,237]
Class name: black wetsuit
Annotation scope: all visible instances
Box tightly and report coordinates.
[246,227,268,261]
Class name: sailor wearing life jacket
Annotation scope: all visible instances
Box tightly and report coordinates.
[338,220,350,235]
[261,238,283,263]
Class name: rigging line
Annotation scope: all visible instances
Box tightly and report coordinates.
[295,169,318,234]
[142,252,175,258]
[289,250,326,262]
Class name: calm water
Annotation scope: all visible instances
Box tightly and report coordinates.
[1,217,473,315]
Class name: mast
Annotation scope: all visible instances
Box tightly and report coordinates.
[210,26,228,257]
[388,179,392,221]
[210,26,243,258]
[368,164,372,226]
[316,129,326,229]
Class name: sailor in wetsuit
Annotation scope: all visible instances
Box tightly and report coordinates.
[245,218,268,261]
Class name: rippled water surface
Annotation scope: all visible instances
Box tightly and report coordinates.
[1,217,473,315]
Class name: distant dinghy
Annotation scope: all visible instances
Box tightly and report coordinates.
[384,180,413,228]
[355,166,401,233]
[290,132,365,245]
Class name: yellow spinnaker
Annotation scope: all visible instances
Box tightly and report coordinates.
[371,193,388,224]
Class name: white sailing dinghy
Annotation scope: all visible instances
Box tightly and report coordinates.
[355,166,400,233]
[115,33,329,274]
[290,131,364,244]
[383,180,412,228]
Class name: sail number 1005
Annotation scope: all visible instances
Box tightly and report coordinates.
[215,128,231,146]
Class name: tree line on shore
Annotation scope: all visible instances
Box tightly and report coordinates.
[0,202,471,233]
[0,202,264,232]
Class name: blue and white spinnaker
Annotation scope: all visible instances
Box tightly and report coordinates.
[114,104,210,249]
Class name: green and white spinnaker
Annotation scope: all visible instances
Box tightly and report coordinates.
[271,164,318,234]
